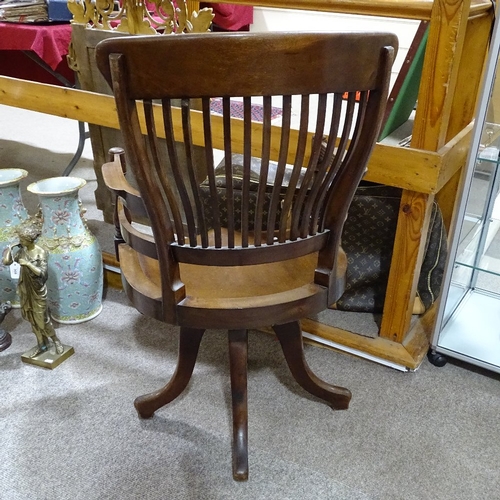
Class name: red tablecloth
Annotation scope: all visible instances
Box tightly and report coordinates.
[200,4,253,31]
[0,22,74,85]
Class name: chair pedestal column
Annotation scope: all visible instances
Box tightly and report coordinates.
[228,329,249,481]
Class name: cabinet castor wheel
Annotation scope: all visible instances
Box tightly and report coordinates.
[427,349,448,367]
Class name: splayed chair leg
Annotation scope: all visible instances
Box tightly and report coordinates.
[228,329,249,481]
[134,327,205,418]
[272,321,352,410]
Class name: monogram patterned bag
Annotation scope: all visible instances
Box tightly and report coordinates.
[200,157,447,314]
[200,154,294,231]
[334,182,447,313]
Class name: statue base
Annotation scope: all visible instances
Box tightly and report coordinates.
[21,344,74,369]
[0,330,12,352]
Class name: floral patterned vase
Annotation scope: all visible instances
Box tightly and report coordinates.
[0,169,29,307]
[27,177,103,324]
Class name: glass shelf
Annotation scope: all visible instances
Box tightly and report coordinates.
[431,19,500,374]
[453,145,500,282]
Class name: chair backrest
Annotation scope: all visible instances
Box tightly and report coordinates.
[96,32,397,319]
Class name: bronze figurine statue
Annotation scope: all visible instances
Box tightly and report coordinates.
[2,221,64,359]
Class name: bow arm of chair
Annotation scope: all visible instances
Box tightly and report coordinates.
[102,147,148,218]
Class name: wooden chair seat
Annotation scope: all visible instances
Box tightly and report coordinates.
[96,31,397,481]
[118,234,347,329]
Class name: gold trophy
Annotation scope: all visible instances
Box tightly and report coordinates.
[2,220,74,368]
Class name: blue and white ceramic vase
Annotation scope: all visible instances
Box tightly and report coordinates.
[0,169,29,307]
[27,177,103,324]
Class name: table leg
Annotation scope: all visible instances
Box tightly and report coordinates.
[62,120,89,176]
[21,50,88,175]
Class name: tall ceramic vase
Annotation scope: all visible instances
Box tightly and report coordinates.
[0,168,29,307]
[27,177,103,324]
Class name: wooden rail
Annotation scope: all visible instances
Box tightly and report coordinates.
[0,76,471,196]
[0,0,494,369]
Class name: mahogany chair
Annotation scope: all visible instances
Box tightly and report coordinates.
[96,32,397,480]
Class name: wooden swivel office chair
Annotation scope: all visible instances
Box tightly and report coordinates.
[96,32,397,480]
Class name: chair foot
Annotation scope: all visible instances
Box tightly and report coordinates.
[272,322,352,410]
[232,429,249,481]
[134,327,205,418]
[134,397,156,419]
[229,329,249,481]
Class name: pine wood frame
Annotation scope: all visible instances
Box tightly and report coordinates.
[0,0,493,369]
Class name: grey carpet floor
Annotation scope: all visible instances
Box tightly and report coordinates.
[2,287,500,500]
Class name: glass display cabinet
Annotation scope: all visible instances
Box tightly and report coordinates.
[430,15,500,373]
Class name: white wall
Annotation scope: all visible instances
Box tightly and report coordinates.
[250,8,420,86]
